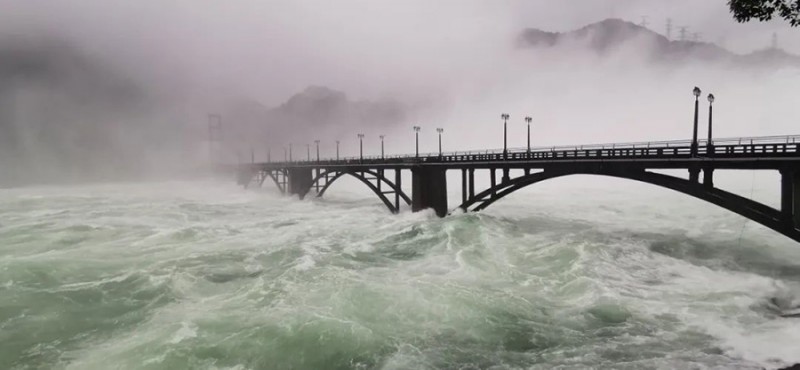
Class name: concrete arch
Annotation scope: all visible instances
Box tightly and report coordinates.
[458,170,800,243]
[311,170,411,213]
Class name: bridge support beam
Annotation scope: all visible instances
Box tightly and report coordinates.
[468,169,475,199]
[288,167,313,199]
[781,169,800,229]
[689,167,700,184]
[703,168,714,188]
[412,167,448,217]
[395,169,402,211]
[461,169,467,204]
[490,169,497,196]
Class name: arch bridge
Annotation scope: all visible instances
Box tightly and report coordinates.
[237,135,800,243]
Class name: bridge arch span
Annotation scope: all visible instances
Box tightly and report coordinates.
[259,168,287,193]
[310,169,411,213]
[458,170,800,243]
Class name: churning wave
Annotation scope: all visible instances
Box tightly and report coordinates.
[1,179,799,369]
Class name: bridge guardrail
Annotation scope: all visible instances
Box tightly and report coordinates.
[242,134,800,167]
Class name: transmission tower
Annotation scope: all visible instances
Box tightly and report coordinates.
[772,32,779,49]
[666,18,673,40]
[679,27,688,42]
[692,32,702,42]
[640,16,649,28]
[208,114,223,165]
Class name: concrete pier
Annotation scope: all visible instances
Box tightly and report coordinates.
[411,166,448,217]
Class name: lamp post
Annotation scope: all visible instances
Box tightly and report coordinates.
[336,140,340,160]
[525,116,532,153]
[289,143,293,162]
[501,113,510,158]
[267,147,271,163]
[379,135,385,159]
[315,140,320,162]
[357,133,365,161]
[306,144,310,161]
[413,126,421,157]
[692,86,701,157]
[250,146,254,163]
[436,128,444,156]
[707,93,715,156]
[283,147,287,161]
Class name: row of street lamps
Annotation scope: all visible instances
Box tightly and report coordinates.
[246,87,712,164]
[500,113,535,159]
[265,113,538,164]
[266,127,446,164]
[691,86,715,157]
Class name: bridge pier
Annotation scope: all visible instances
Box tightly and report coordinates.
[781,169,800,229]
[236,166,253,187]
[412,166,448,217]
[288,167,313,199]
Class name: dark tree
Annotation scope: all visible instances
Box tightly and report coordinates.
[728,0,800,26]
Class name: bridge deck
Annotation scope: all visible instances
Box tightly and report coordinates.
[245,135,800,171]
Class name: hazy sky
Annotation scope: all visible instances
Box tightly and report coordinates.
[0,0,795,105]
[0,0,797,182]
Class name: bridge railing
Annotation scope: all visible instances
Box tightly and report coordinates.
[249,134,800,166]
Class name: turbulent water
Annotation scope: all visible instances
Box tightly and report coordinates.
[2,178,800,370]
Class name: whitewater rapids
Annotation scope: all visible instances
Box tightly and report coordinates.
[2,177,800,369]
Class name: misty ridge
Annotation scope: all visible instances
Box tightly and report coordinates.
[519,18,800,68]
[0,17,797,187]
[221,86,407,160]
[0,36,409,186]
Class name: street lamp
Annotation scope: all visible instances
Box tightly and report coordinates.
[306,144,310,161]
[283,147,287,161]
[501,113,510,158]
[315,140,320,162]
[289,143,293,162]
[413,126,421,157]
[707,93,715,156]
[267,147,271,163]
[436,128,444,156]
[379,135,385,159]
[357,133,365,161]
[336,140,340,160]
[691,86,701,157]
[525,116,532,153]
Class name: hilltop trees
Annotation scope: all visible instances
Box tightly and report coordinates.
[729,0,800,26]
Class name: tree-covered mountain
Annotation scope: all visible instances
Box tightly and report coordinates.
[519,18,800,68]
